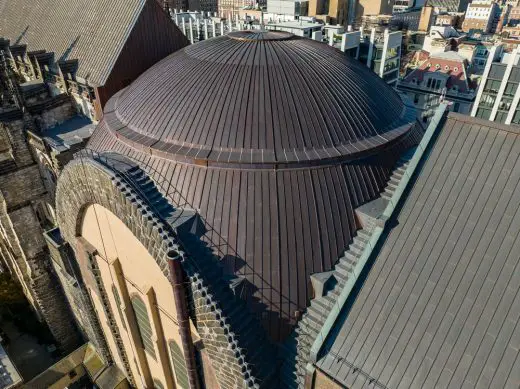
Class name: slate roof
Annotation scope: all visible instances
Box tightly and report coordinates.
[0,0,147,86]
[87,31,421,341]
[317,113,520,389]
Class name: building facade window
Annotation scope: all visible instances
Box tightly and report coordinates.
[484,79,502,94]
[454,102,460,112]
[512,109,520,124]
[480,93,496,108]
[131,296,156,358]
[169,340,189,389]
[503,82,518,97]
[476,108,492,120]
[153,379,164,389]
[495,111,508,124]
[112,285,126,330]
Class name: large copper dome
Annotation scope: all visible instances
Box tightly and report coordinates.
[89,31,419,341]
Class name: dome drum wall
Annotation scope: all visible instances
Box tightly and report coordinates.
[87,31,420,341]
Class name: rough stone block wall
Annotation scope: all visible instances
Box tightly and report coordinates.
[51,255,112,362]
[10,206,46,262]
[1,120,34,168]
[36,102,76,131]
[30,251,81,354]
[0,112,81,355]
[188,280,252,389]
[0,165,46,209]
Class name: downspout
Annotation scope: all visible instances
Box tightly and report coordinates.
[168,251,201,389]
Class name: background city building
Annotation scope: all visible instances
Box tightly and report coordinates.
[398,51,477,120]
[462,0,499,33]
[471,45,520,124]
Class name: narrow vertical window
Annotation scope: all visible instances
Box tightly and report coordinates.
[153,379,164,389]
[112,285,126,330]
[169,340,189,389]
[131,296,156,358]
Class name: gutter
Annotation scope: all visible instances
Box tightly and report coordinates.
[308,102,449,364]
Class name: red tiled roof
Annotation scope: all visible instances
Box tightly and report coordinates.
[403,52,473,93]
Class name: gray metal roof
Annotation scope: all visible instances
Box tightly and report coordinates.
[317,113,520,389]
[0,0,147,86]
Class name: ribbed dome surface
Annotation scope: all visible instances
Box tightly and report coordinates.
[91,32,419,342]
[106,31,407,166]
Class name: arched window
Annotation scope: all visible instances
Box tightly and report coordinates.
[131,296,156,358]
[112,285,126,330]
[169,340,189,389]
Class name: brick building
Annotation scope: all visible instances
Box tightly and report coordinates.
[461,1,499,33]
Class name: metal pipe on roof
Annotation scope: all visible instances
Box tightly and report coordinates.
[168,252,201,389]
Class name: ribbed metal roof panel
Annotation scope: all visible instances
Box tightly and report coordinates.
[317,114,520,389]
[0,0,146,86]
[109,31,408,165]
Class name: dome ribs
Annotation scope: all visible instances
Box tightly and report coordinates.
[103,33,412,169]
[87,31,420,341]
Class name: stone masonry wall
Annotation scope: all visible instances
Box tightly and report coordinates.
[0,115,81,354]
[0,165,47,209]
[1,120,34,168]
[56,156,276,389]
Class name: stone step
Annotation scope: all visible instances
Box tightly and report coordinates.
[296,334,313,351]
[357,229,372,240]
[310,295,335,311]
[350,243,365,256]
[387,181,399,190]
[306,305,326,323]
[389,176,400,186]
[296,323,318,339]
[353,235,368,245]
[303,310,323,329]
[396,165,407,174]
[343,252,359,264]
[335,261,353,278]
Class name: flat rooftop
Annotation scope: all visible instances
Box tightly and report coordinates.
[266,21,323,30]
[0,344,22,388]
[44,116,95,152]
